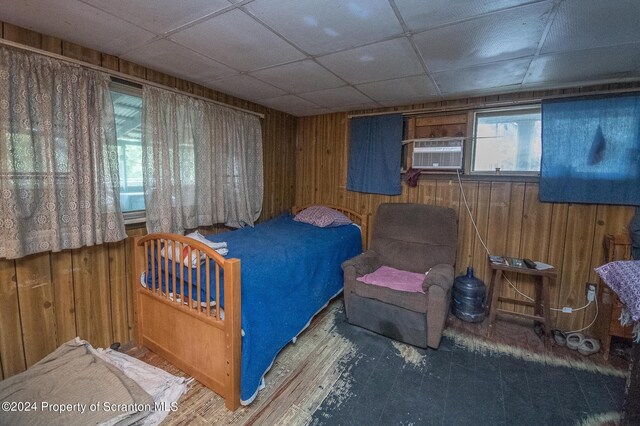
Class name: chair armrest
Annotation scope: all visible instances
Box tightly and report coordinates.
[341,250,381,277]
[422,263,455,293]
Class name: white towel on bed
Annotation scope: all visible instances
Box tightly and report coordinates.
[160,232,228,268]
[185,231,228,255]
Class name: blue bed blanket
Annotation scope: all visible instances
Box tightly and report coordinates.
[146,214,362,403]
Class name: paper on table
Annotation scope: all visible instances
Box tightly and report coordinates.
[534,261,553,270]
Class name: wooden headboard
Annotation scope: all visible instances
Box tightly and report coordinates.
[291,204,369,250]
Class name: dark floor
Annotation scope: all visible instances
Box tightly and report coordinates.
[311,310,627,426]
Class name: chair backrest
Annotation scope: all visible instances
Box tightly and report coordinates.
[371,203,457,273]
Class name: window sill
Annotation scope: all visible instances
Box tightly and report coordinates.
[401,171,539,183]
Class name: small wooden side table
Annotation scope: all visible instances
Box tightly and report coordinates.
[486,259,557,345]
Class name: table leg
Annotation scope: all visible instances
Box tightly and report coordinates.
[542,276,553,348]
[487,271,502,337]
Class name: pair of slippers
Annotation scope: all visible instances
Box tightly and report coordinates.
[552,330,601,356]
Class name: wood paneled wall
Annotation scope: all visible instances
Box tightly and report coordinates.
[295,86,638,333]
[0,22,297,379]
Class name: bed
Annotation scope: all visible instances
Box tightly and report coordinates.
[131,205,367,410]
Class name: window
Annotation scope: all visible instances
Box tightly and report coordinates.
[472,106,541,174]
[110,84,144,214]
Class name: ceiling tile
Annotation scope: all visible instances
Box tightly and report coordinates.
[317,38,424,84]
[414,1,553,72]
[395,0,544,31]
[298,86,374,108]
[121,39,235,82]
[257,95,323,114]
[0,0,155,56]
[524,44,640,86]
[170,9,305,71]
[204,74,287,101]
[433,58,531,94]
[250,60,344,93]
[356,75,439,105]
[327,102,386,113]
[80,0,232,34]
[541,0,640,54]
[245,0,403,55]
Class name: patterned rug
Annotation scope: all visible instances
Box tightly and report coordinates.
[309,303,627,426]
[148,299,627,425]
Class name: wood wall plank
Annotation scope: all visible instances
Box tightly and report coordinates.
[556,204,598,331]
[3,23,41,48]
[108,241,129,345]
[14,253,57,367]
[0,259,26,378]
[50,251,77,345]
[72,245,113,348]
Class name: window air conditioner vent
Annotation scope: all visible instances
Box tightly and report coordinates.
[409,137,464,170]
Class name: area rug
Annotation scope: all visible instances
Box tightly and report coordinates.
[308,302,627,426]
[153,298,627,425]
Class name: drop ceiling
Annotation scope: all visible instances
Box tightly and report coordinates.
[2,0,640,116]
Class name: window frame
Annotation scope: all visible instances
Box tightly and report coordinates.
[110,81,145,224]
[470,105,542,177]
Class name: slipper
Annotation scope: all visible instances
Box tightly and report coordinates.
[566,332,585,350]
[552,329,567,346]
[578,338,601,356]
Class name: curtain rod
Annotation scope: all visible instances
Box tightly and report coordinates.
[347,86,640,119]
[0,38,265,119]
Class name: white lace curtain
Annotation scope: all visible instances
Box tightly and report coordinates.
[0,46,126,259]
[142,86,263,234]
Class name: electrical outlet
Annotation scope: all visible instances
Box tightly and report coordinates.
[586,282,597,302]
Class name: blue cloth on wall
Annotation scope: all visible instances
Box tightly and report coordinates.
[540,93,640,205]
[347,114,403,195]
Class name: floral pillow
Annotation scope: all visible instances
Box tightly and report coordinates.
[293,205,352,228]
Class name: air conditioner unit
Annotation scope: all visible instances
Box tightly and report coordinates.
[409,137,464,170]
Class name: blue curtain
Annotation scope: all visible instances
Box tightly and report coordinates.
[347,114,403,195]
[540,93,640,205]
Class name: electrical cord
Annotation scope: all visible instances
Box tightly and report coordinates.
[564,297,599,334]
[455,170,598,326]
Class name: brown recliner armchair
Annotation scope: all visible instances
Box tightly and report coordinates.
[342,203,458,349]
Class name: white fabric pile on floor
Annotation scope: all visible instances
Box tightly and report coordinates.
[0,338,188,426]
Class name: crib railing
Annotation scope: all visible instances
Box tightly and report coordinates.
[132,233,241,409]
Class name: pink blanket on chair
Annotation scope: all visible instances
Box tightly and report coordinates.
[356,266,426,293]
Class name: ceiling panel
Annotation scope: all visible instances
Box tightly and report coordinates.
[121,39,236,83]
[2,0,640,117]
[245,0,403,56]
[414,1,553,73]
[395,0,544,32]
[356,75,440,106]
[298,86,374,108]
[205,74,287,101]
[0,0,155,56]
[79,0,232,34]
[433,58,531,94]
[170,9,305,71]
[542,0,640,54]
[250,60,345,93]
[317,38,424,85]
[257,95,327,116]
[524,44,640,86]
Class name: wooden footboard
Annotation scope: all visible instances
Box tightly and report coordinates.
[132,234,241,410]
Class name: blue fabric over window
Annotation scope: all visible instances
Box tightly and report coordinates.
[540,94,640,205]
[347,114,403,195]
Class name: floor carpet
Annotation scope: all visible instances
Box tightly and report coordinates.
[136,298,628,425]
[310,304,627,426]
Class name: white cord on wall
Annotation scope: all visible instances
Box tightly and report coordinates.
[455,170,598,330]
